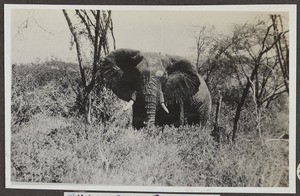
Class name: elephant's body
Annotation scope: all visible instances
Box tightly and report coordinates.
[156,75,211,127]
[102,48,212,129]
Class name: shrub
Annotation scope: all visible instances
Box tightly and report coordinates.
[10,61,289,187]
[11,61,79,126]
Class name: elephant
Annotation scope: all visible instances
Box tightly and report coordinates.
[101,48,212,129]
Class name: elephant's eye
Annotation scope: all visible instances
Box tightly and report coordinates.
[155,70,164,77]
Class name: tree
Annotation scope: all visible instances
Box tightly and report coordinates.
[230,17,289,141]
[62,9,116,124]
[194,25,215,69]
[194,15,289,142]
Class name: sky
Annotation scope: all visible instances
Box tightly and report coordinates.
[9,8,289,64]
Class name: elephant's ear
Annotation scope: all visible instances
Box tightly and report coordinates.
[163,57,200,104]
[102,48,143,101]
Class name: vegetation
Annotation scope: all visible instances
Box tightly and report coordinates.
[194,15,289,142]
[11,59,288,186]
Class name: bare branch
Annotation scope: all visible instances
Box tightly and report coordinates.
[82,10,96,28]
[76,10,95,43]
[261,24,273,52]
[62,9,86,87]
[271,14,289,94]
[109,17,116,50]
[32,16,55,35]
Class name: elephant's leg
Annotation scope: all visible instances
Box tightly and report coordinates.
[132,98,147,129]
[184,101,201,125]
[155,103,181,127]
[185,100,210,126]
[169,103,182,127]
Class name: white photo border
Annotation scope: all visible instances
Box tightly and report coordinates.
[4,4,297,194]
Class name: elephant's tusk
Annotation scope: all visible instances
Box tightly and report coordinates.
[161,103,169,113]
[123,100,134,111]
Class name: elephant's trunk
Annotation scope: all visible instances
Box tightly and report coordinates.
[143,77,169,127]
[143,77,159,127]
[145,94,157,126]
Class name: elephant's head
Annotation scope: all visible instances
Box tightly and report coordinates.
[102,48,201,127]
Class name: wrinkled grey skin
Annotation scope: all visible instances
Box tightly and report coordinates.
[102,48,211,129]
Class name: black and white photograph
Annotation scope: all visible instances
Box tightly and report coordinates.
[4,4,297,194]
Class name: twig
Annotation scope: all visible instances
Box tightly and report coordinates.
[32,16,54,35]
[265,139,289,142]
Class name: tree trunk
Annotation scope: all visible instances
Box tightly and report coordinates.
[232,60,260,142]
[84,90,92,124]
[179,101,185,126]
[213,91,222,143]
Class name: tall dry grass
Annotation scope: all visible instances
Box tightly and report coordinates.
[10,61,289,187]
